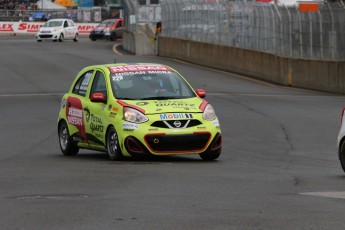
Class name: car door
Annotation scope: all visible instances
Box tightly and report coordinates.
[66,70,94,143]
[83,70,109,147]
[68,20,77,38]
[115,19,123,37]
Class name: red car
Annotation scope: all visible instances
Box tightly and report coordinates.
[89,18,124,41]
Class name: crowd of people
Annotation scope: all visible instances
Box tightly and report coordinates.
[0,0,38,10]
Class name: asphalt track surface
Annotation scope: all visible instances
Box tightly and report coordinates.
[1,36,345,230]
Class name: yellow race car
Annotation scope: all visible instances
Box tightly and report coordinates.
[58,63,222,160]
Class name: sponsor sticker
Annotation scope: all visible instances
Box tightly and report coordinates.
[109,65,171,73]
[213,121,220,127]
[159,113,193,120]
[123,123,139,130]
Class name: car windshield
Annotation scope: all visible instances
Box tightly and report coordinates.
[99,21,114,27]
[110,70,196,100]
[43,21,63,27]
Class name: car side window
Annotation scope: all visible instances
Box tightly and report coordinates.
[72,71,93,97]
[64,21,68,28]
[90,71,107,100]
[117,21,122,28]
[68,20,74,27]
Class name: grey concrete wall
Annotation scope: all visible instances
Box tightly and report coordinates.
[122,26,157,56]
[158,37,345,94]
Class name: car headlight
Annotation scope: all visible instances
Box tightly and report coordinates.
[123,107,148,123]
[203,104,216,121]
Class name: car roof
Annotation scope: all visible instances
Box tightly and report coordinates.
[47,18,69,22]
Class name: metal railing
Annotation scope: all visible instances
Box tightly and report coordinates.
[0,8,116,23]
[160,0,345,61]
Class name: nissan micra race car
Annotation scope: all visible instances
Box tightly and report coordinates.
[36,19,79,42]
[58,63,222,160]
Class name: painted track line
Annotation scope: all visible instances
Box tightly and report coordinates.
[0,93,64,97]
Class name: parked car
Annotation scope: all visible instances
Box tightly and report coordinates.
[57,63,222,161]
[36,18,79,42]
[89,18,124,41]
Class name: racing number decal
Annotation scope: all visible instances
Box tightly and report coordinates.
[66,97,87,141]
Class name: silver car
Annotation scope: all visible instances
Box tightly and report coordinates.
[36,19,79,42]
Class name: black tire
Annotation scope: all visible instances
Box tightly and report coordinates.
[339,141,345,172]
[91,38,97,41]
[73,33,79,42]
[58,120,79,156]
[59,33,64,42]
[199,151,220,161]
[110,32,116,41]
[37,40,42,42]
[106,126,123,160]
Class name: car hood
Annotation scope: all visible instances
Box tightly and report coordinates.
[94,26,108,31]
[119,97,205,114]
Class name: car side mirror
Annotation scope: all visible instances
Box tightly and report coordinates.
[91,92,107,103]
[196,89,206,98]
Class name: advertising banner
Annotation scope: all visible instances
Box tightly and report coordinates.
[0,21,98,34]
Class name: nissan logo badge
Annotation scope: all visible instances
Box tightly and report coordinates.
[174,121,182,128]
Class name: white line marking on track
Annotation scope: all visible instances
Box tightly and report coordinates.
[0,93,64,97]
[112,44,123,56]
[300,191,345,199]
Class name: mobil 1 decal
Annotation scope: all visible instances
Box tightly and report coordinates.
[66,97,87,141]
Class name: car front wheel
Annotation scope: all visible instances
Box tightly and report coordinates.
[106,126,123,160]
[59,33,64,42]
[199,151,220,161]
[73,33,79,42]
[58,120,79,156]
[339,141,345,172]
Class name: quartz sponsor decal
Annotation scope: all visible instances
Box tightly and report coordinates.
[154,101,196,110]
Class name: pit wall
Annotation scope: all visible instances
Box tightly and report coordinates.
[159,37,345,94]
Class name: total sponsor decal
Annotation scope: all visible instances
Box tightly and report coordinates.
[159,113,193,120]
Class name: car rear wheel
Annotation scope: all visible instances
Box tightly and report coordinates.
[199,151,220,161]
[339,141,345,172]
[58,120,79,156]
[59,33,64,42]
[73,34,79,42]
[106,126,123,160]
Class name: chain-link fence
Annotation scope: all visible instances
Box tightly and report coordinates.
[0,8,117,23]
[124,0,161,32]
[161,0,345,61]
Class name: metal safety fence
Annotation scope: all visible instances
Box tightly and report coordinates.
[161,0,345,61]
[123,0,161,32]
[0,8,117,23]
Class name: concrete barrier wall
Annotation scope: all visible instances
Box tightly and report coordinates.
[159,37,345,94]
